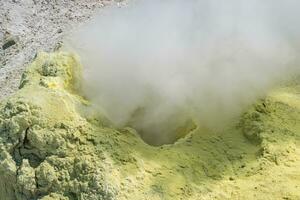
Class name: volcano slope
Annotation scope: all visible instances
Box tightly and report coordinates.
[0,52,299,200]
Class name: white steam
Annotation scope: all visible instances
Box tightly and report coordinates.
[66,0,300,145]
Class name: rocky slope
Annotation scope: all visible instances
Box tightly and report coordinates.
[0,0,125,100]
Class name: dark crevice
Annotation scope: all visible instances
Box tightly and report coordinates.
[12,127,30,166]
[12,127,44,168]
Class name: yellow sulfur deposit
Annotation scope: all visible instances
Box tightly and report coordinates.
[0,52,299,200]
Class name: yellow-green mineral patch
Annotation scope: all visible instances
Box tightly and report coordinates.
[0,52,299,200]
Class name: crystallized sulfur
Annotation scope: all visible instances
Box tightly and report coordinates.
[0,52,299,200]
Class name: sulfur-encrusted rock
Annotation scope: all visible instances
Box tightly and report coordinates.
[0,52,299,200]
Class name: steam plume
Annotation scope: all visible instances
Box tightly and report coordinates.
[66,0,300,145]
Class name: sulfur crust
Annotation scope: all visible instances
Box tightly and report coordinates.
[0,52,299,200]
